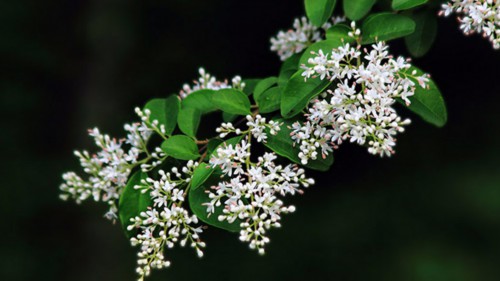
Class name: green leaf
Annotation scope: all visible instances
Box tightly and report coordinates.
[189,173,241,232]
[343,0,376,20]
[392,0,428,10]
[161,135,200,160]
[305,0,337,26]
[257,86,282,114]
[177,107,201,138]
[206,138,223,157]
[299,39,346,66]
[190,163,214,191]
[181,89,217,114]
[211,89,252,115]
[404,9,437,57]
[278,54,301,88]
[118,171,151,238]
[325,24,356,43]
[222,112,238,122]
[281,70,332,118]
[242,79,261,96]
[164,95,180,136]
[399,67,447,127]
[144,98,167,128]
[254,77,278,101]
[264,118,334,171]
[361,13,416,44]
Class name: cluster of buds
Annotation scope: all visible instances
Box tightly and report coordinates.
[59,108,163,220]
[440,0,500,49]
[216,115,281,143]
[292,24,429,163]
[128,161,205,281]
[270,16,346,61]
[208,134,314,254]
[179,68,245,98]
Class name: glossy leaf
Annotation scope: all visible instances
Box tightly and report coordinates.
[190,163,214,191]
[161,135,200,160]
[392,0,428,10]
[264,118,334,171]
[278,53,301,88]
[343,0,376,20]
[305,0,337,26]
[181,89,217,114]
[325,24,356,43]
[253,76,278,101]
[211,89,251,115]
[405,9,437,57]
[281,70,332,118]
[399,67,447,127]
[164,95,180,136]
[177,107,201,138]
[118,170,151,238]
[222,112,238,122]
[144,98,167,128]
[242,78,261,96]
[257,86,282,114]
[361,13,416,44]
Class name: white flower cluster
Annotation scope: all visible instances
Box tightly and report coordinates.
[216,115,281,143]
[128,161,205,281]
[209,117,314,254]
[293,34,429,163]
[179,68,246,99]
[60,108,166,220]
[270,16,346,61]
[441,0,500,49]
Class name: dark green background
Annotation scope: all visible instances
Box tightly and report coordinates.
[1,0,500,280]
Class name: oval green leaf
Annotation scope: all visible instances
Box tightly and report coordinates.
[361,13,416,44]
[257,86,282,114]
[191,163,215,191]
[305,0,337,26]
[177,107,201,138]
[325,24,356,43]
[161,135,200,160]
[164,95,180,136]
[254,76,278,101]
[399,66,447,127]
[404,9,437,58]
[281,70,332,118]
[278,53,301,88]
[182,89,218,114]
[118,170,151,238]
[343,0,376,20]
[144,98,167,128]
[392,0,428,10]
[211,88,251,115]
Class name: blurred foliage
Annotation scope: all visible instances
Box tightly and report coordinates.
[0,0,499,280]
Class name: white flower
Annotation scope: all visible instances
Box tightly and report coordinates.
[60,107,165,219]
[270,16,346,61]
[293,39,428,164]
[179,68,246,98]
[208,136,314,254]
[129,162,205,281]
[440,0,500,49]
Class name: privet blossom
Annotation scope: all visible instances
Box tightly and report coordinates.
[128,161,205,281]
[209,116,315,254]
[270,16,345,61]
[292,23,430,164]
[60,107,166,220]
[179,67,245,99]
[440,0,500,49]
